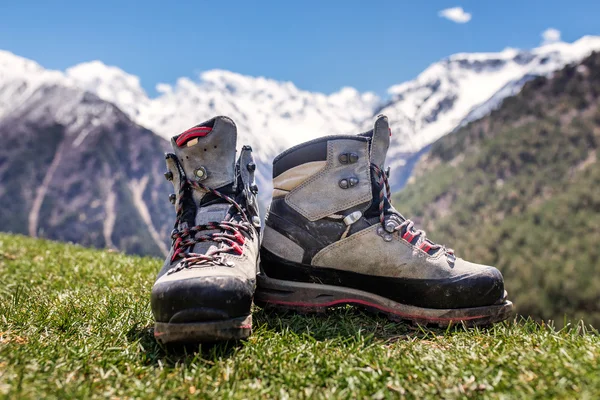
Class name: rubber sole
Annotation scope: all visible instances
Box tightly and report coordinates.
[255,275,513,327]
[154,315,252,344]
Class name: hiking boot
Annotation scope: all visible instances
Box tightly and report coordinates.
[256,115,513,326]
[151,116,261,343]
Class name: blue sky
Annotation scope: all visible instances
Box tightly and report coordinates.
[1,0,599,97]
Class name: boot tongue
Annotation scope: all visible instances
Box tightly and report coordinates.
[362,114,391,167]
[191,203,232,256]
[171,116,238,203]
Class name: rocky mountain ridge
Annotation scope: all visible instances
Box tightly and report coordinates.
[0,84,172,256]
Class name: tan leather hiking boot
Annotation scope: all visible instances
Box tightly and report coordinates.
[152,116,261,343]
[256,115,513,326]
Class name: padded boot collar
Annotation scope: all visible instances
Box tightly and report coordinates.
[171,116,237,202]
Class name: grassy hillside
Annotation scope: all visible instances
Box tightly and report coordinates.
[1,234,599,399]
[394,52,600,327]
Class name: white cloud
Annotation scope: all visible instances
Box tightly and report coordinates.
[541,28,562,45]
[438,7,472,24]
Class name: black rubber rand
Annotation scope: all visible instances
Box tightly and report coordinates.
[260,248,504,309]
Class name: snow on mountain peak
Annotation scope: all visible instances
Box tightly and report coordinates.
[200,69,266,89]
[447,47,520,63]
[66,61,147,118]
[133,68,380,159]
[0,50,45,77]
[380,37,600,158]
[0,50,65,117]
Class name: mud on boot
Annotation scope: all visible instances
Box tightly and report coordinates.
[151,116,261,343]
[256,115,513,327]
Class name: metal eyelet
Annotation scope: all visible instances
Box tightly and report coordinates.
[340,177,358,189]
[447,252,456,265]
[194,166,208,180]
[384,220,396,233]
[376,226,393,242]
[339,152,359,164]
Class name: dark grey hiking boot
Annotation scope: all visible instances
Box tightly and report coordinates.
[151,116,261,343]
[256,115,513,327]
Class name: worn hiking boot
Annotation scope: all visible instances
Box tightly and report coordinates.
[151,116,261,343]
[256,115,513,326]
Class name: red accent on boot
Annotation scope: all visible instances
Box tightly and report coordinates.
[171,238,183,261]
[233,230,246,245]
[231,243,244,255]
[175,126,213,147]
[402,230,416,243]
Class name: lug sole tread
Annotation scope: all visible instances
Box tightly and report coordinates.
[256,274,513,328]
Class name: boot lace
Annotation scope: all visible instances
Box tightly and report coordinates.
[371,164,454,256]
[167,178,253,274]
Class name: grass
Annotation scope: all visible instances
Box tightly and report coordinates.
[1,233,599,399]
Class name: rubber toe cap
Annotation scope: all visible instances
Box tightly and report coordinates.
[151,274,254,323]
[433,264,505,309]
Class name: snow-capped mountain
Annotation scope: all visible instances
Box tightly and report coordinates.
[0,50,64,117]
[2,35,600,185]
[379,36,600,169]
[64,65,380,161]
[2,36,600,257]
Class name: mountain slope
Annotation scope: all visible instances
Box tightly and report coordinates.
[393,52,600,326]
[380,37,600,171]
[0,84,172,256]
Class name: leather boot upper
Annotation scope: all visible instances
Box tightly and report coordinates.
[261,115,505,309]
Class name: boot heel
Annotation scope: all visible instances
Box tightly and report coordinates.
[154,315,252,344]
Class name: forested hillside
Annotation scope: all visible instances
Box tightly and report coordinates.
[394,52,600,326]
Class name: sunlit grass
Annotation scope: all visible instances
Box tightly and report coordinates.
[1,234,599,398]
